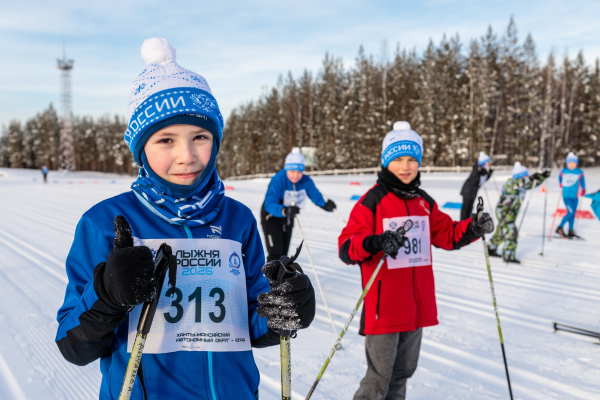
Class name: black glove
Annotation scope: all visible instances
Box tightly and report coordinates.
[282,205,300,218]
[469,212,494,237]
[541,169,551,178]
[93,215,157,310]
[322,199,336,212]
[257,247,315,332]
[363,230,407,259]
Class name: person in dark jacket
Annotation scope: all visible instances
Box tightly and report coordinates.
[460,151,493,220]
[261,147,336,262]
[338,121,494,400]
[55,38,316,400]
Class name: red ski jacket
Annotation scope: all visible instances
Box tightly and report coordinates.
[338,184,477,335]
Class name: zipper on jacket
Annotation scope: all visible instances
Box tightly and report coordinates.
[185,226,218,400]
[403,198,419,321]
[207,352,218,400]
[376,280,382,319]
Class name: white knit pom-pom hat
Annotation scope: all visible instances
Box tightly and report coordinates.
[125,38,224,165]
[284,147,305,171]
[381,121,423,167]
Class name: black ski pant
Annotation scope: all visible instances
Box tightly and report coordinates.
[354,328,423,400]
[461,195,476,221]
[261,206,294,262]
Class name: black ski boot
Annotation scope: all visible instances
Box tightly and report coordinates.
[568,230,581,239]
[503,251,520,264]
[556,226,568,238]
[488,246,501,258]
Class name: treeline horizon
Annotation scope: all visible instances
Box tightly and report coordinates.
[218,18,600,177]
[2,18,600,177]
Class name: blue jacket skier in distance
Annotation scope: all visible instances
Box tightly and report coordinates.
[556,152,586,238]
[261,147,336,261]
[55,38,316,400]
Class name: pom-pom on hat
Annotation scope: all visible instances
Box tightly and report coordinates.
[125,38,224,165]
[512,161,529,179]
[284,147,305,171]
[565,152,578,165]
[381,121,423,167]
[478,151,491,166]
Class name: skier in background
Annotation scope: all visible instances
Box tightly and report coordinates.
[261,147,336,262]
[55,38,315,399]
[556,152,586,238]
[460,151,493,220]
[488,161,550,263]
[42,165,48,183]
[338,121,494,400]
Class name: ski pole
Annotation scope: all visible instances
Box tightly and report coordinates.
[305,219,414,400]
[517,180,538,233]
[276,242,304,400]
[476,197,513,400]
[119,244,175,400]
[323,195,347,225]
[540,185,548,256]
[548,189,563,241]
[294,216,340,347]
[483,184,496,226]
[491,174,500,197]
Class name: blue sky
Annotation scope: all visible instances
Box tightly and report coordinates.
[1,0,599,129]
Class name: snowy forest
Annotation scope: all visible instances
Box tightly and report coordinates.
[0,105,133,174]
[2,19,600,178]
[218,19,600,177]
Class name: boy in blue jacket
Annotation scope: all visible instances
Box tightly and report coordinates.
[556,152,586,238]
[261,147,336,261]
[55,38,315,400]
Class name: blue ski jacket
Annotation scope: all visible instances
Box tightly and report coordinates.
[263,169,326,217]
[559,168,585,199]
[55,191,273,400]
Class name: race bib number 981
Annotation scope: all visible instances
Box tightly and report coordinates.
[128,238,251,354]
[383,216,432,269]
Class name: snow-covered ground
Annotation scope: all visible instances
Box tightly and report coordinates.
[0,167,598,400]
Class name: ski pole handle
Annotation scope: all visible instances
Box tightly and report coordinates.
[137,244,173,334]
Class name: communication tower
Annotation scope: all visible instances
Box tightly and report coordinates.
[57,45,75,171]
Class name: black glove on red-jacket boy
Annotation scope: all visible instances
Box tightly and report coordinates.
[257,252,315,332]
[93,215,157,310]
[469,212,494,237]
[363,230,408,259]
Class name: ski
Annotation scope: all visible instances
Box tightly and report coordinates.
[552,234,584,241]
[553,322,600,343]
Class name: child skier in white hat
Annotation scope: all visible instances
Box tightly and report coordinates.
[339,121,494,399]
[261,147,336,261]
[55,38,316,399]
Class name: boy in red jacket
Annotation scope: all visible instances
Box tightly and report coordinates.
[338,121,494,400]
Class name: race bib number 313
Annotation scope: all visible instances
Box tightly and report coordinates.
[383,216,432,269]
[127,238,251,354]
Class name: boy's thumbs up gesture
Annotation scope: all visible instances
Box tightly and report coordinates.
[93,215,157,311]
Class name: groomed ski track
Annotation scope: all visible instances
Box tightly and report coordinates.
[0,167,598,399]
